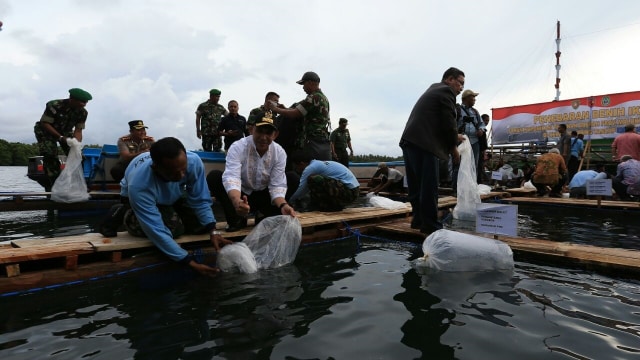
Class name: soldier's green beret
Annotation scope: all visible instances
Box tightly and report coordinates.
[68,88,92,102]
[209,89,221,95]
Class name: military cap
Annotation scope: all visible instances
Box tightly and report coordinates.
[296,71,320,84]
[68,88,92,102]
[339,118,348,124]
[128,120,148,130]
[255,112,278,131]
[209,89,222,95]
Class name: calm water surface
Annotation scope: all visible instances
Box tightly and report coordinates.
[1,166,640,359]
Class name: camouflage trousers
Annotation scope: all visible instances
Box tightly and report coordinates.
[124,199,206,238]
[201,135,222,152]
[35,128,70,186]
[307,175,360,211]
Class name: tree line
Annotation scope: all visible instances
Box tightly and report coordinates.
[0,139,403,166]
[0,140,103,166]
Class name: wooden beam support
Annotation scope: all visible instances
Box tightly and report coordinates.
[65,255,78,270]
[5,264,20,277]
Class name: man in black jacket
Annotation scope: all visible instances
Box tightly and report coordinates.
[399,67,466,234]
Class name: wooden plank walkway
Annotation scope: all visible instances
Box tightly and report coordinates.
[373,218,640,276]
[0,204,414,294]
[498,196,640,210]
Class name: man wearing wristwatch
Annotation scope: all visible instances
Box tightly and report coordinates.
[33,88,92,191]
[207,113,297,232]
[100,137,232,276]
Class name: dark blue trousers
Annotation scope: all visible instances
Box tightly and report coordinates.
[400,141,442,233]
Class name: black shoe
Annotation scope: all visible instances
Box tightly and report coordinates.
[98,204,126,237]
[225,218,247,232]
[99,225,117,237]
[549,192,562,198]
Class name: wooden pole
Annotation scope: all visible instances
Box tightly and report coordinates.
[578,139,591,172]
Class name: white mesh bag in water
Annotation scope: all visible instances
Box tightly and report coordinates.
[243,215,302,270]
[51,138,90,203]
[413,229,514,272]
[453,137,480,221]
[217,242,258,273]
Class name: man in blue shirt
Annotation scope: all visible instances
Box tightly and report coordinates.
[568,164,608,198]
[288,150,360,211]
[568,130,584,183]
[100,137,231,276]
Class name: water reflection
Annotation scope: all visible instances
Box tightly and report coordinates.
[1,237,640,359]
[393,269,456,358]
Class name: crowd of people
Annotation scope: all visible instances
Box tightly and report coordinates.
[35,73,373,274]
[33,69,640,274]
[478,122,640,201]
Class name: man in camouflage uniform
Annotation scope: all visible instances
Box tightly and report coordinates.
[330,117,354,167]
[110,120,155,182]
[267,71,331,160]
[33,88,92,191]
[195,88,228,152]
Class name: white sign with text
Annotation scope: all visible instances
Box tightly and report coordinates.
[476,203,518,236]
[586,178,612,196]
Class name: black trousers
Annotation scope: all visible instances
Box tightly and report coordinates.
[206,170,279,225]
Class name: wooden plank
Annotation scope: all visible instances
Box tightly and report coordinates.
[0,255,171,294]
[505,187,537,197]
[500,196,640,209]
[0,191,120,198]
[0,243,95,264]
[13,233,105,248]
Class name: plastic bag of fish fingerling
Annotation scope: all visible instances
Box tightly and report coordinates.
[242,215,302,270]
[217,242,258,273]
[51,138,90,203]
[366,193,408,209]
[412,229,514,272]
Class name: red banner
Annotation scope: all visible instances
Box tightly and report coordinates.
[491,90,640,144]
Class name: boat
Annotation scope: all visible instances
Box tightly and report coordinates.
[6,145,404,212]
[2,145,230,212]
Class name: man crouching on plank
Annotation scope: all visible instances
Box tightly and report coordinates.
[99,136,232,276]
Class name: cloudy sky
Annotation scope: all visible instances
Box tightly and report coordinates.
[2,0,640,157]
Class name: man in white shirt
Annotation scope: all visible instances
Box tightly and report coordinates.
[368,162,405,195]
[207,113,297,232]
